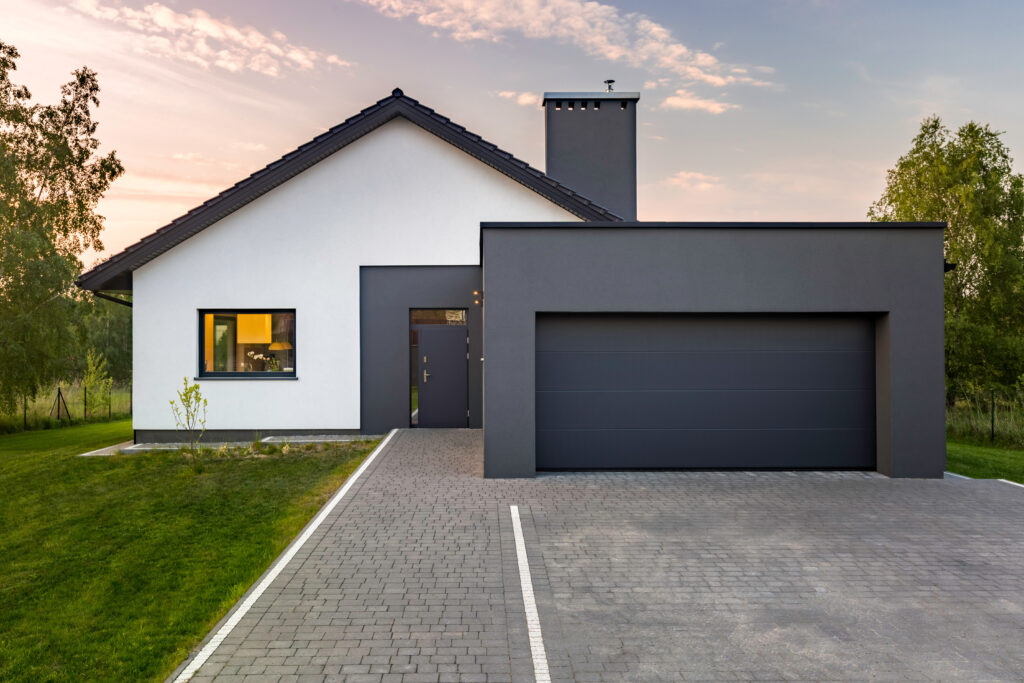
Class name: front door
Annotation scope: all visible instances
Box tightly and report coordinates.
[417,325,468,427]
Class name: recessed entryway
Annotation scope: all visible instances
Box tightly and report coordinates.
[410,309,469,428]
[535,313,877,470]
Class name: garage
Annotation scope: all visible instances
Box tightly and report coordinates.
[535,314,876,470]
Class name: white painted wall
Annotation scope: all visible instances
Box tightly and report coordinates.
[133,118,577,431]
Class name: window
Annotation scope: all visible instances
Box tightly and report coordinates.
[199,310,296,377]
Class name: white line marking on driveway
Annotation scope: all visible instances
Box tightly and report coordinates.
[945,471,971,479]
[510,505,551,683]
[173,429,398,682]
[998,478,1024,489]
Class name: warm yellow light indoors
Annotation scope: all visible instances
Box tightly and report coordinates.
[237,314,272,344]
[204,314,214,371]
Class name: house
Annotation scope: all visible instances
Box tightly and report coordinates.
[77,87,946,478]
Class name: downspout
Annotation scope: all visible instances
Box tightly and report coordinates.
[91,291,132,308]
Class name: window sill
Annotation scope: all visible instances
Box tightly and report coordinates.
[195,376,298,381]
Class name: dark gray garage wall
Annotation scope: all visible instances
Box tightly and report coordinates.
[481,224,945,479]
[360,266,482,434]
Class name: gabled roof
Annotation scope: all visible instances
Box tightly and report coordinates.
[78,88,621,292]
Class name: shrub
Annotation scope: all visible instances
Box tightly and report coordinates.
[169,378,207,472]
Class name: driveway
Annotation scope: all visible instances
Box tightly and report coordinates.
[179,429,1024,682]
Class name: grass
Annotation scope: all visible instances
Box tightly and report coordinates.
[946,440,1024,483]
[0,421,378,682]
[0,382,132,434]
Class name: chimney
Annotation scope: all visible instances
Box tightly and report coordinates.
[543,82,639,220]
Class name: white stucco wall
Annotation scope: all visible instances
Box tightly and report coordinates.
[133,118,577,431]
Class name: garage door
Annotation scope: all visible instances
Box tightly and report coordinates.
[535,314,876,469]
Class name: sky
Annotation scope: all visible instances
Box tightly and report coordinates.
[5,0,1024,266]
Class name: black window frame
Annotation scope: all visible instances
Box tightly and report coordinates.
[197,308,297,379]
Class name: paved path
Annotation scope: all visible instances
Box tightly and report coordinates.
[76,440,134,457]
[182,429,1024,682]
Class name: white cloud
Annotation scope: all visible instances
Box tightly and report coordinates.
[107,172,230,200]
[664,171,723,192]
[171,152,243,169]
[351,0,772,89]
[68,0,354,76]
[660,89,740,114]
[496,90,542,107]
[232,141,269,152]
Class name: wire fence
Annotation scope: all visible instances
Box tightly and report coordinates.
[0,382,132,434]
[947,389,1024,448]
[4,380,1021,444]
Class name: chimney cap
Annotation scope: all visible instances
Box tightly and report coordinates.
[542,91,640,102]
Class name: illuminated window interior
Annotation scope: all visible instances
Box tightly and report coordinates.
[201,311,295,375]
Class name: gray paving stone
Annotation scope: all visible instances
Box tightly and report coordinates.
[183,429,1024,682]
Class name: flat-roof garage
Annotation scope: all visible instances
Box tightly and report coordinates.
[480,222,945,478]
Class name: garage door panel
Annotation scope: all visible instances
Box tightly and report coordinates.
[536,350,874,391]
[536,389,875,430]
[535,314,876,470]
[536,315,874,352]
[536,428,877,469]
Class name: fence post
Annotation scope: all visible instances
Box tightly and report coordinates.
[108,385,112,420]
[990,389,995,442]
[84,384,88,421]
[23,395,27,430]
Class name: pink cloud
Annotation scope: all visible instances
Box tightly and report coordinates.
[353,0,772,91]
[69,0,354,76]
[659,88,740,114]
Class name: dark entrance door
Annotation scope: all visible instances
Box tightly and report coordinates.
[417,326,468,427]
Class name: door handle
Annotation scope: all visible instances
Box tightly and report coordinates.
[423,369,431,383]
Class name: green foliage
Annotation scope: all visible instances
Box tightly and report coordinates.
[78,298,131,382]
[0,421,377,681]
[0,381,131,434]
[0,41,124,415]
[81,349,113,416]
[947,388,1024,448]
[169,377,207,470]
[869,115,1024,395]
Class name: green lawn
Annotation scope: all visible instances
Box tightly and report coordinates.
[0,421,378,682]
[946,440,1024,483]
